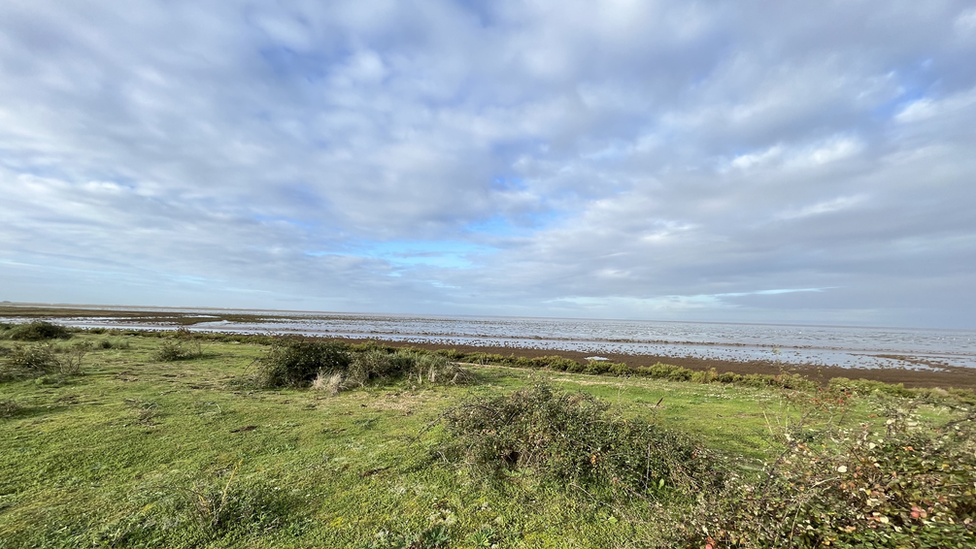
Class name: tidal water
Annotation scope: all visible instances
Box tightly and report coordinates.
[32,308,976,371]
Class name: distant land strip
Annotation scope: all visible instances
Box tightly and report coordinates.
[3,304,976,390]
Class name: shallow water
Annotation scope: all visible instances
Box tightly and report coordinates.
[28,309,976,371]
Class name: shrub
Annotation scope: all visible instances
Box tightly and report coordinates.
[2,343,85,378]
[677,402,976,548]
[529,355,580,371]
[151,340,198,361]
[0,398,23,418]
[94,338,129,350]
[829,377,918,398]
[435,348,464,360]
[335,350,470,393]
[716,371,743,384]
[347,349,404,385]
[5,321,72,341]
[608,362,631,376]
[583,360,611,375]
[255,337,351,388]
[409,352,471,385]
[691,368,718,383]
[441,384,718,500]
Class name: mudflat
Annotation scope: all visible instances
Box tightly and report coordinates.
[3,304,975,390]
[331,338,976,390]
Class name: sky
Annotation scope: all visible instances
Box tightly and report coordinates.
[1,1,975,329]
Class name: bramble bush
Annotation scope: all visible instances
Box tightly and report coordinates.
[151,339,200,361]
[441,384,720,501]
[676,393,976,548]
[314,348,472,394]
[256,338,472,392]
[0,398,23,418]
[1,342,88,380]
[3,320,72,341]
[255,337,352,388]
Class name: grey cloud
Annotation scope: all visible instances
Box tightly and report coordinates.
[1,0,974,327]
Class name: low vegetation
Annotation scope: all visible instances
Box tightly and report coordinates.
[442,384,719,500]
[0,326,973,548]
[0,341,89,382]
[1,320,72,341]
[254,337,471,392]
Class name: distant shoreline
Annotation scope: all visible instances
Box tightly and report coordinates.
[326,337,976,391]
[4,304,976,390]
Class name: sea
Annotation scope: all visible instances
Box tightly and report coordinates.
[18,308,976,372]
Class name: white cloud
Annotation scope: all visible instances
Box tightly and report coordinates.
[730,145,784,170]
[775,195,868,221]
[0,0,974,327]
[955,7,976,34]
[895,86,976,123]
[785,136,864,168]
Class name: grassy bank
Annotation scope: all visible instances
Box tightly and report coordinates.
[1,326,974,548]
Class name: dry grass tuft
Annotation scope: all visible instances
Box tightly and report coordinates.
[311,371,344,396]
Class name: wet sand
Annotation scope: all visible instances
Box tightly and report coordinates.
[332,338,976,391]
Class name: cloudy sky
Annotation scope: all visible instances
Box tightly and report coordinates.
[2,1,975,328]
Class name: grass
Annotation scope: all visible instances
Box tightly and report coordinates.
[0,330,973,548]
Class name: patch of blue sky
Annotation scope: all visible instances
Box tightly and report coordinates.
[308,239,496,270]
[490,176,528,191]
[873,64,937,120]
[463,209,567,238]
[463,215,520,237]
[523,209,566,228]
[256,46,338,84]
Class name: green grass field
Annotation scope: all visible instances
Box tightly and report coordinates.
[1,329,973,548]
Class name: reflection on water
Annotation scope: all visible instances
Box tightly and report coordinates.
[16,309,976,371]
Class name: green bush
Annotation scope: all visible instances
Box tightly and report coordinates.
[5,321,72,341]
[347,348,404,385]
[318,349,471,393]
[0,398,23,418]
[678,403,976,548]
[829,377,918,398]
[583,360,611,375]
[255,337,351,388]
[93,338,129,350]
[151,340,199,361]
[409,352,471,385]
[2,343,85,379]
[716,371,743,384]
[441,384,718,500]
